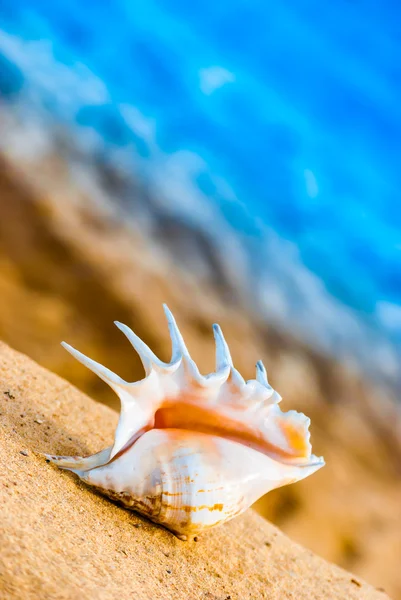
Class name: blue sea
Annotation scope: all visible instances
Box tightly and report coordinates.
[1,1,401,386]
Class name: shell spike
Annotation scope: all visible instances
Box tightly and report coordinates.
[294,455,325,479]
[255,360,281,404]
[42,446,112,473]
[62,343,159,461]
[61,342,127,388]
[163,304,190,361]
[163,305,201,380]
[212,323,233,371]
[256,360,268,384]
[114,321,159,375]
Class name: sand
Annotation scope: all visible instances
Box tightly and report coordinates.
[0,342,389,600]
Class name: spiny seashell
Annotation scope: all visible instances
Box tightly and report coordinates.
[45,305,324,540]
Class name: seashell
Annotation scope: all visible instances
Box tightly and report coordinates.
[45,305,324,540]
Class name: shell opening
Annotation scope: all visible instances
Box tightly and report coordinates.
[151,402,312,465]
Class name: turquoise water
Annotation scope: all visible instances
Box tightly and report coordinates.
[0,1,400,383]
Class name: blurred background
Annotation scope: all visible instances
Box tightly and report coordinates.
[0,1,400,596]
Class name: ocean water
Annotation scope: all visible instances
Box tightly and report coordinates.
[0,1,401,386]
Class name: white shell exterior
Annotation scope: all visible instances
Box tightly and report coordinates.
[45,305,324,540]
